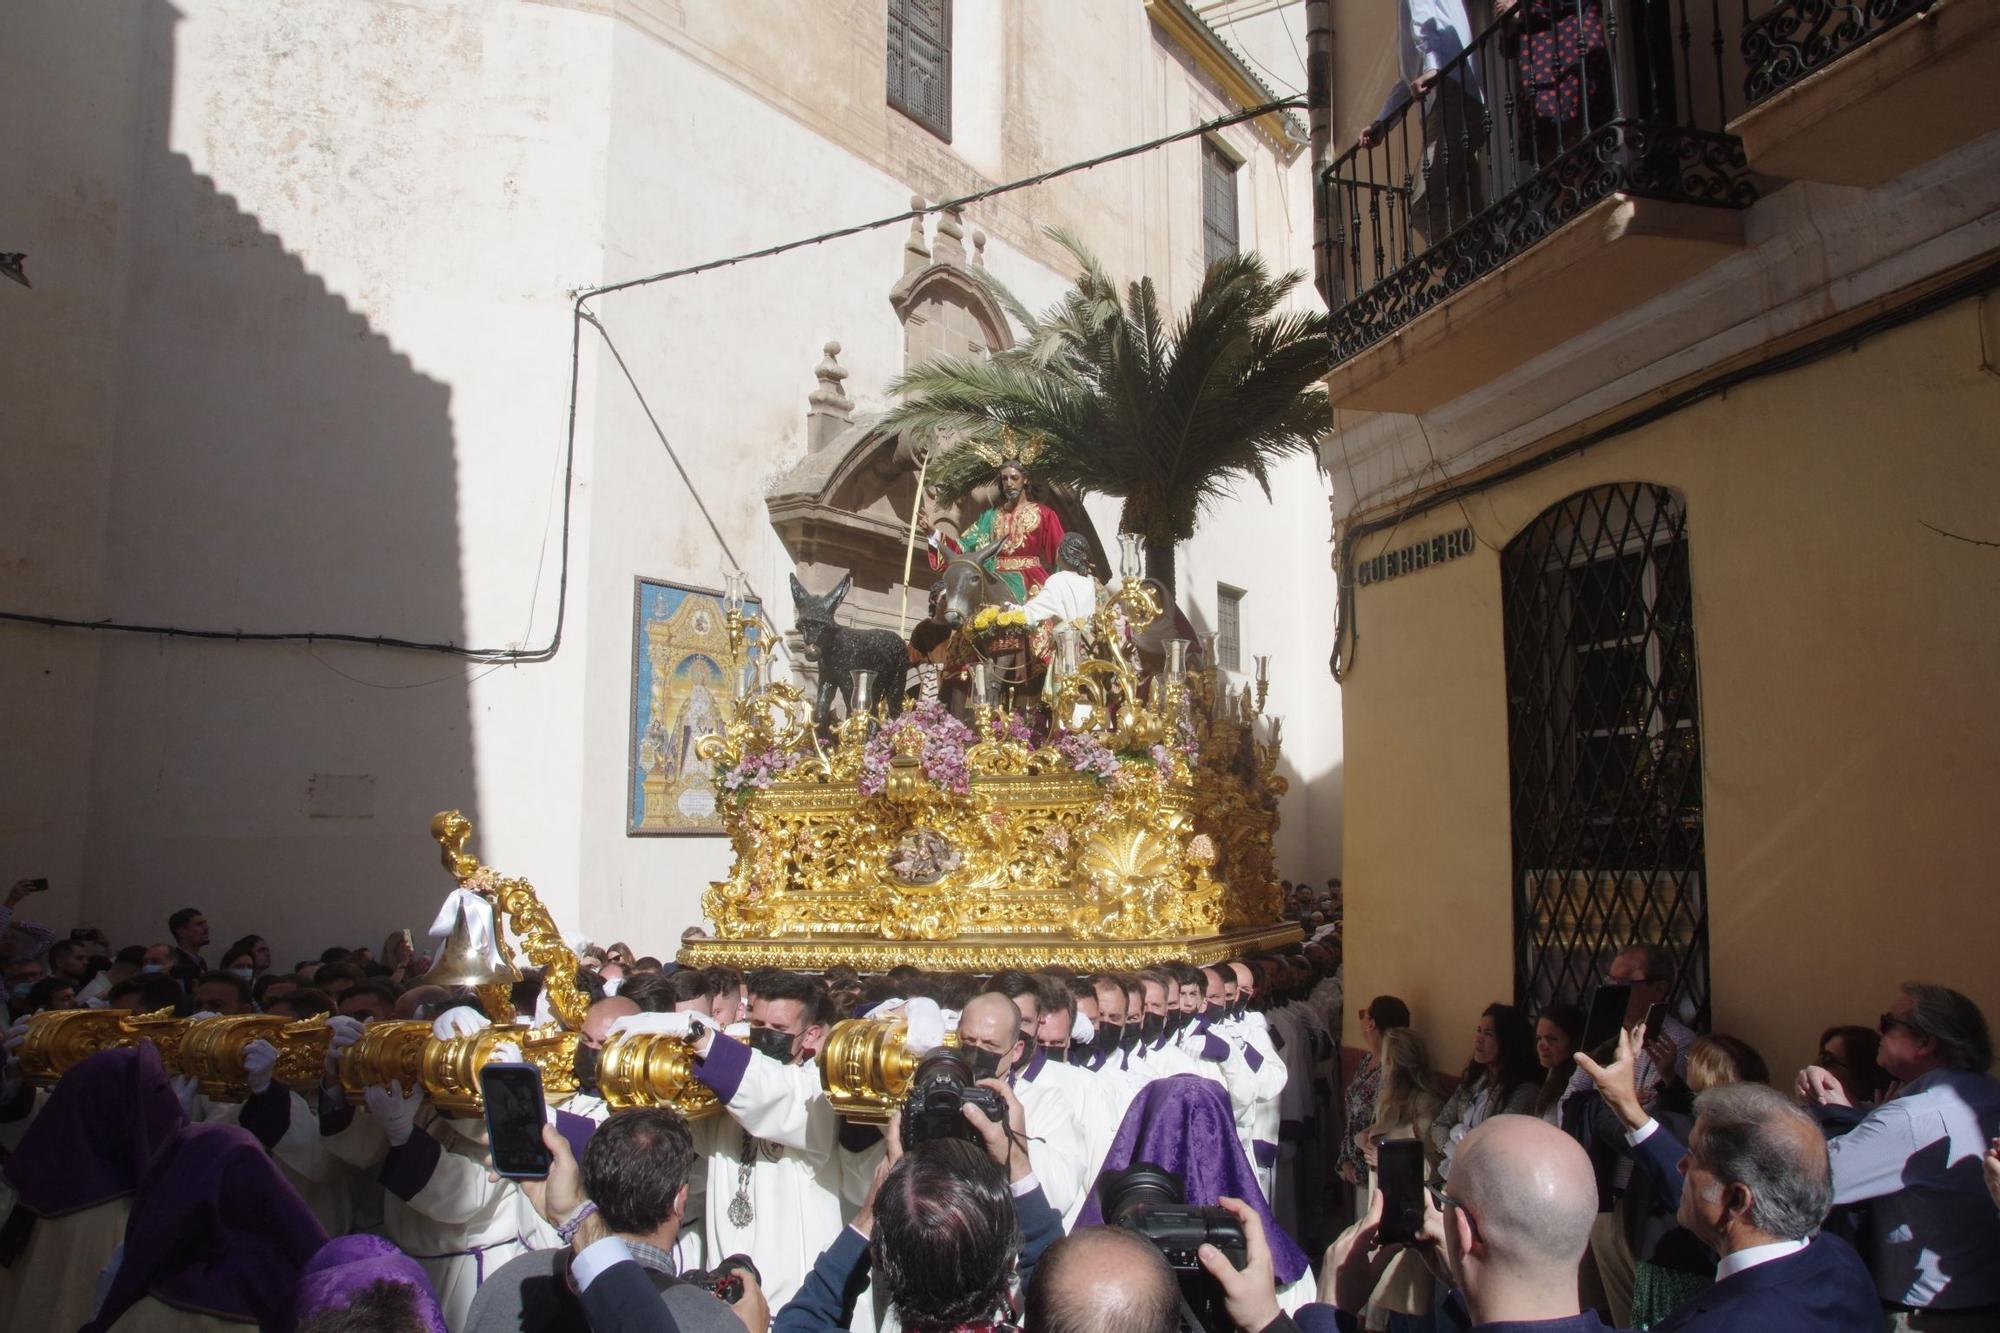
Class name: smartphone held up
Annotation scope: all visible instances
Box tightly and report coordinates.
[481,1062,552,1180]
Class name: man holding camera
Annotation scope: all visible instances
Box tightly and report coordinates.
[468,1106,771,1333]
[611,970,845,1310]
[958,992,1090,1226]
[774,1073,1064,1333]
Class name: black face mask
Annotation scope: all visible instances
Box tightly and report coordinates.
[573,1042,600,1096]
[1205,1001,1226,1021]
[1229,998,1246,1020]
[1140,1013,1165,1043]
[1039,1042,1067,1060]
[1117,1021,1141,1051]
[1095,1023,1122,1055]
[966,1045,1006,1082]
[747,1026,797,1064]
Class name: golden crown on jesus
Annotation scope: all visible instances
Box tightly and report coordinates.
[963,426,1047,471]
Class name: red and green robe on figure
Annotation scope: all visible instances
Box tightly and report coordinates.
[930,498,1066,601]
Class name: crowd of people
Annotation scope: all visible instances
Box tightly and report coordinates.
[1,874,1997,1333]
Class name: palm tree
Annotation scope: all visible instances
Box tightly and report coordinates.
[879,230,1330,596]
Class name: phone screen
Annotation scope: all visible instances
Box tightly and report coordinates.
[1582,983,1633,1056]
[1642,1002,1667,1046]
[1377,1138,1426,1245]
[480,1062,552,1179]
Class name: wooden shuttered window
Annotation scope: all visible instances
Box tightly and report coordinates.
[1202,140,1239,271]
[888,0,952,142]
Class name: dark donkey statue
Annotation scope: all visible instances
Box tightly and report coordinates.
[790,572,909,729]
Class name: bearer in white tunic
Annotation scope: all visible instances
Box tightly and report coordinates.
[1221,963,1288,1206]
[957,993,1089,1226]
[612,975,846,1311]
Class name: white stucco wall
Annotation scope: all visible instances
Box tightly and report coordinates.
[0,0,1341,965]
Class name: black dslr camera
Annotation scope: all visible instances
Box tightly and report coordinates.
[1098,1163,1248,1333]
[681,1253,760,1304]
[899,1049,1006,1148]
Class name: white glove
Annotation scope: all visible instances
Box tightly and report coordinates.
[1070,1012,1096,1045]
[431,1006,490,1040]
[601,977,623,997]
[902,998,946,1055]
[941,1008,961,1035]
[608,1011,709,1041]
[188,1010,220,1022]
[323,1014,365,1085]
[243,1038,279,1095]
[489,1042,523,1066]
[365,1078,422,1146]
[725,1020,751,1040]
[171,1073,203,1118]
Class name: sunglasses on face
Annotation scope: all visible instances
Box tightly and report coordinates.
[1879,1013,1919,1038]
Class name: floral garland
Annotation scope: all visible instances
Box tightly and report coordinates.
[719,744,808,796]
[1054,729,1122,784]
[969,605,1029,650]
[859,702,977,796]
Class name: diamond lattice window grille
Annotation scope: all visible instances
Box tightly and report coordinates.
[1502,484,1710,1029]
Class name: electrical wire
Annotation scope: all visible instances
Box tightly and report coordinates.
[1,96,1305,664]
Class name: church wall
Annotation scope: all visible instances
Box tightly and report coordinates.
[1,0,614,962]
[2,0,1341,963]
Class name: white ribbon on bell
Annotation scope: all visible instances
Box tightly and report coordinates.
[428,887,506,967]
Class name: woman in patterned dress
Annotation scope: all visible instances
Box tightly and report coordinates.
[1337,995,1411,1186]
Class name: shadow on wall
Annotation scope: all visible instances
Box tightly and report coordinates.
[16,0,481,960]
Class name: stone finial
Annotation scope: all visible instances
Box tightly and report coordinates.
[934,204,966,266]
[971,228,987,268]
[807,340,854,452]
[905,195,931,274]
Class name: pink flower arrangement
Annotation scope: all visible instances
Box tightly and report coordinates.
[720,744,807,794]
[1055,729,1122,784]
[859,702,977,796]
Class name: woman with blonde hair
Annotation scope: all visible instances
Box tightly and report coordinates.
[1332,1025,1445,1330]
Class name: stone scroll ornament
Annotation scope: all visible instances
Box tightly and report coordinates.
[790,572,910,729]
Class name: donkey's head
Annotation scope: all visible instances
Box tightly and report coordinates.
[790,572,853,652]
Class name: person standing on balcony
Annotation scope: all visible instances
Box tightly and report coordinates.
[1357,0,1487,245]
[1494,0,1612,169]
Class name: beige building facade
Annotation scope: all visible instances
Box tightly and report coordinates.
[1318,0,2000,1070]
[0,1,1343,961]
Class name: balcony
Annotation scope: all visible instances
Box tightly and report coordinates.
[1734,0,2000,187]
[1318,0,1760,413]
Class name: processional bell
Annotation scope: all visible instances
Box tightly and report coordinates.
[423,891,522,991]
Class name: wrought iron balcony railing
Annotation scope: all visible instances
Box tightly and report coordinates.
[1741,0,1927,105]
[1318,0,1758,367]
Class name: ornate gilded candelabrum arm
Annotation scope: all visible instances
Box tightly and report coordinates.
[430,811,589,1030]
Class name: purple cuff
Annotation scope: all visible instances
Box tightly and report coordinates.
[692,1032,753,1104]
[554,1110,596,1163]
[379,1127,442,1202]
[1253,1139,1279,1167]
[1293,1302,1352,1333]
[1244,1044,1265,1072]
[1198,1032,1229,1063]
[238,1084,293,1151]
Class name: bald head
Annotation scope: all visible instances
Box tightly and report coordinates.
[1025,1226,1179,1333]
[582,995,640,1047]
[960,992,1026,1050]
[1451,1116,1599,1280]
[394,984,451,1020]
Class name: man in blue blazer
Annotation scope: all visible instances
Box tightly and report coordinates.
[1580,1039,1879,1333]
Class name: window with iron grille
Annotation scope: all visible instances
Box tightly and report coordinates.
[1216,585,1243,672]
[1502,484,1710,1029]
[1202,140,1239,271]
[888,0,952,142]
